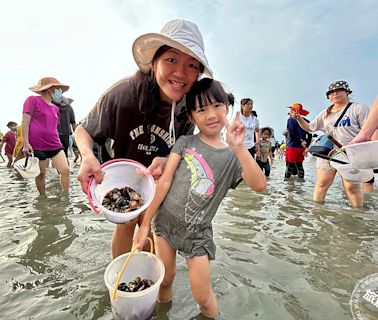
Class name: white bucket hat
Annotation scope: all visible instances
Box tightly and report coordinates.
[14,156,40,179]
[132,19,213,78]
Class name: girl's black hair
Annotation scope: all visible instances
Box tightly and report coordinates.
[227,93,235,106]
[186,78,229,114]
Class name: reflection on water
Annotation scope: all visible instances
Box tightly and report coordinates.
[0,156,377,319]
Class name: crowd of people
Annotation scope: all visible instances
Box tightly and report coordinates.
[1,77,79,194]
[1,18,378,319]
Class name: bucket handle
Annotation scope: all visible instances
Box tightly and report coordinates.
[112,237,154,301]
[87,176,101,214]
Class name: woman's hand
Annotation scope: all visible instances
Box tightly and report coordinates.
[292,109,301,120]
[22,142,33,156]
[77,154,103,193]
[146,156,168,180]
[350,132,371,144]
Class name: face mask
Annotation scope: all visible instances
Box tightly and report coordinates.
[52,88,63,100]
[11,127,17,132]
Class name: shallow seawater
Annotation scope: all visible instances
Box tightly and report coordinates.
[0,156,377,320]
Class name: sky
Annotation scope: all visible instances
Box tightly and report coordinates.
[1,0,377,141]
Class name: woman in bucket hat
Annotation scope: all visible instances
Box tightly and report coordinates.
[75,20,213,261]
[294,80,370,207]
[21,77,70,195]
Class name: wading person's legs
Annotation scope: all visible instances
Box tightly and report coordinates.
[35,159,47,195]
[187,255,217,318]
[342,179,363,207]
[52,150,70,192]
[154,235,176,303]
[313,168,336,203]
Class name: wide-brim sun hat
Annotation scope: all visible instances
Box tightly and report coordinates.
[287,103,309,116]
[29,77,69,93]
[326,80,352,98]
[132,19,213,78]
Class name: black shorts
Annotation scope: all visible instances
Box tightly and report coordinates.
[34,148,63,161]
[59,134,70,157]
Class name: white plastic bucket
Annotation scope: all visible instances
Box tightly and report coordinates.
[87,159,156,224]
[14,156,40,179]
[330,153,374,183]
[104,251,165,320]
[343,141,378,169]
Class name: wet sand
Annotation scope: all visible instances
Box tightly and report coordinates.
[0,156,377,319]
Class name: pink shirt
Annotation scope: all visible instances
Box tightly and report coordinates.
[3,130,16,156]
[23,96,62,150]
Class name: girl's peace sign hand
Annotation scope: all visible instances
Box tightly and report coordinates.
[222,112,245,148]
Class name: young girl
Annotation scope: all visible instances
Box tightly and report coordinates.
[134,78,266,318]
[257,127,273,177]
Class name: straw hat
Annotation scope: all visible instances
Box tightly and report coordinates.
[288,103,309,116]
[132,19,213,78]
[29,77,69,93]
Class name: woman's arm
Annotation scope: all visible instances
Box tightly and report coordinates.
[351,97,378,143]
[75,125,103,193]
[21,113,32,155]
[292,113,311,132]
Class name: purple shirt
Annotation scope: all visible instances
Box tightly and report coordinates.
[23,96,62,150]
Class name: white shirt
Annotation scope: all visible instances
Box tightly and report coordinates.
[308,102,369,145]
[240,114,259,149]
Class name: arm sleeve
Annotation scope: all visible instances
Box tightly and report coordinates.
[308,110,327,133]
[171,135,186,155]
[356,104,370,128]
[80,92,116,143]
[23,96,36,116]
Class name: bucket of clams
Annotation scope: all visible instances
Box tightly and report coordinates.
[104,237,165,320]
[87,159,156,224]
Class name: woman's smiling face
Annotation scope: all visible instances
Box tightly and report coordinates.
[153,48,201,104]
